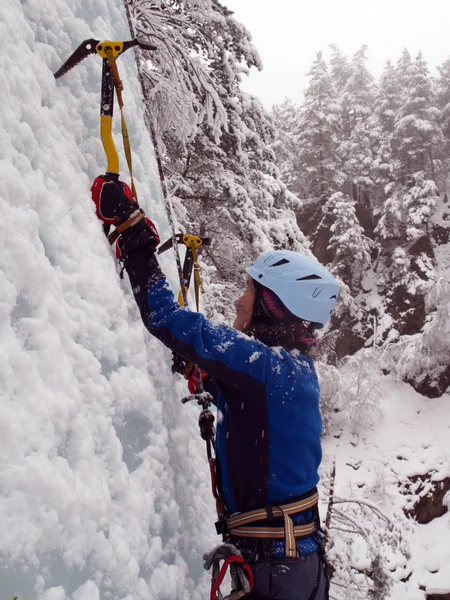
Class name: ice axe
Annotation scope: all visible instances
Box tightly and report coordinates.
[54,38,156,197]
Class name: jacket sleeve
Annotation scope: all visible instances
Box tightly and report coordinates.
[123,246,270,391]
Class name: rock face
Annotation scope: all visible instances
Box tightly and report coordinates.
[297,202,450,398]
[406,366,450,399]
[385,283,427,337]
[403,473,450,525]
[426,594,450,600]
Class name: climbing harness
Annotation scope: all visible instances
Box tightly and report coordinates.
[223,488,320,558]
[202,490,320,599]
[203,544,254,600]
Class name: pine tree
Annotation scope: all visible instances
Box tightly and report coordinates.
[375,60,401,135]
[372,61,400,209]
[395,48,413,103]
[294,51,343,202]
[393,52,443,183]
[435,57,450,149]
[374,186,404,240]
[272,98,302,195]
[403,171,439,239]
[329,44,351,95]
[372,131,395,207]
[338,46,376,205]
[326,192,372,289]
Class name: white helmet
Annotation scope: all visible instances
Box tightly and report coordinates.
[247,250,340,327]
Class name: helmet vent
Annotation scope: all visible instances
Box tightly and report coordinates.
[296,274,321,281]
[270,258,290,267]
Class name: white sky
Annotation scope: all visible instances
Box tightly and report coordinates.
[224,0,450,109]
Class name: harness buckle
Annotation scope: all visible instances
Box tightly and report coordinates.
[215,518,227,536]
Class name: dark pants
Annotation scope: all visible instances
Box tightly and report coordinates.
[245,551,327,600]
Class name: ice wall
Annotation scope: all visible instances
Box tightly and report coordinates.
[0,0,216,598]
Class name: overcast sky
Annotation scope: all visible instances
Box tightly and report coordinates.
[223,0,450,109]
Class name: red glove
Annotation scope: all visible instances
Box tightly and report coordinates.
[91,175,160,257]
[91,175,137,225]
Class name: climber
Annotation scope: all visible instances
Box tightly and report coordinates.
[91,175,340,600]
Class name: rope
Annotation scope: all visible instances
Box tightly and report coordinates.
[203,544,254,600]
[123,9,210,397]
[123,6,188,307]
[124,3,216,508]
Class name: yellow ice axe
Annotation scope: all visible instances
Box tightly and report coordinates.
[54,38,156,195]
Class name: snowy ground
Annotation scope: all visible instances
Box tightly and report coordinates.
[323,370,450,600]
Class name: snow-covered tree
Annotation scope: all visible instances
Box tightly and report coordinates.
[371,130,395,208]
[272,98,302,194]
[375,60,401,135]
[374,186,404,240]
[327,192,372,289]
[403,171,439,239]
[393,52,444,183]
[395,48,413,102]
[338,46,376,206]
[128,0,307,317]
[372,61,402,226]
[329,44,351,96]
[389,247,414,287]
[128,0,238,141]
[294,51,343,202]
[435,56,450,171]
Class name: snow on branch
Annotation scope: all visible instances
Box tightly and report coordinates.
[128,0,228,141]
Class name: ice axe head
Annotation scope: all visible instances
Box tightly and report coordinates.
[54,38,157,79]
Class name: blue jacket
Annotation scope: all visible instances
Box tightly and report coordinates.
[125,248,323,519]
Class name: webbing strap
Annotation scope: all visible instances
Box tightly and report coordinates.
[107,209,145,245]
[226,491,319,529]
[226,491,319,558]
[191,245,201,312]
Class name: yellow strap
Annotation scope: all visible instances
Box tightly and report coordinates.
[104,47,137,201]
[283,511,297,557]
[192,247,201,312]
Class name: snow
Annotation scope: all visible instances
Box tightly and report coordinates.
[323,365,450,600]
[248,351,262,363]
[1,0,216,597]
